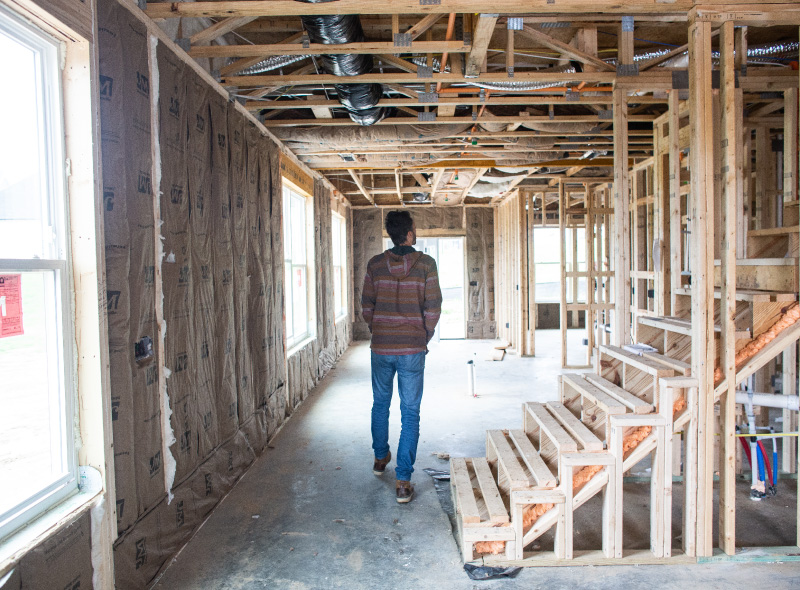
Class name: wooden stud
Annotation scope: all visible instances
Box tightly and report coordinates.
[613,89,631,346]
[560,181,568,367]
[189,15,257,45]
[718,19,739,556]
[688,18,715,558]
[465,15,498,78]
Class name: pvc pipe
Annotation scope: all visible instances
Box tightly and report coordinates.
[467,360,476,398]
[735,391,800,411]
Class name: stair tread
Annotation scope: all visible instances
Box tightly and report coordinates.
[638,313,751,339]
[524,402,580,452]
[507,429,557,488]
[582,374,654,414]
[487,430,532,490]
[642,351,691,375]
[470,457,510,524]
[561,373,628,414]
[545,402,604,451]
[450,457,481,524]
[599,345,675,377]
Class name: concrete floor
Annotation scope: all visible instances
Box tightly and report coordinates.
[153,332,800,589]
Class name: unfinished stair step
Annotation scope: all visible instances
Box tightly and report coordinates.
[582,374,654,414]
[545,402,604,452]
[450,457,515,563]
[638,313,751,340]
[524,402,580,453]
[599,345,676,378]
[561,374,628,416]
[486,430,533,491]
[641,351,691,376]
[507,429,557,488]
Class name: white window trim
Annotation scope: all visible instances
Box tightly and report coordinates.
[283,181,316,351]
[332,211,347,323]
[0,5,79,546]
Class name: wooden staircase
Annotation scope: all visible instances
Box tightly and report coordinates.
[451,289,800,564]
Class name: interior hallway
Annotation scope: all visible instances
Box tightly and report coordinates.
[153,334,800,589]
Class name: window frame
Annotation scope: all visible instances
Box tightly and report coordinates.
[282,181,316,351]
[331,211,347,322]
[0,4,78,543]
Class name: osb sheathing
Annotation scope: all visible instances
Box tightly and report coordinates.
[98,2,349,586]
[351,207,495,340]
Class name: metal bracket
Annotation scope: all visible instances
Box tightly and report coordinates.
[621,16,635,32]
[616,63,639,77]
[598,109,613,120]
[138,0,147,10]
[417,66,433,79]
[302,34,310,49]
[472,111,478,121]
[672,70,689,90]
[548,104,554,120]
[507,67,514,78]
[418,92,439,103]
[176,38,191,53]
[507,17,523,30]
[418,111,437,122]
[479,89,486,102]
[394,33,412,48]
[565,90,579,102]
[463,32,472,46]
[420,0,441,5]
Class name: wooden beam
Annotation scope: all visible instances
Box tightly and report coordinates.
[688,18,715,559]
[394,169,404,204]
[348,169,374,205]
[261,115,653,127]
[459,167,489,204]
[219,31,304,77]
[718,19,739,558]
[189,16,257,45]
[146,1,696,19]
[518,25,615,72]
[613,88,631,347]
[376,54,418,74]
[222,70,621,87]
[465,15,498,77]
[191,40,469,58]
[405,13,445,41]
[430,168,447,202]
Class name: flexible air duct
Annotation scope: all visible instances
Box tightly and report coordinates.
[296,1,391,125]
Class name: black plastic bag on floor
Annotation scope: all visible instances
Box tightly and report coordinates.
[422,468,450,481]
[463,564,522,581]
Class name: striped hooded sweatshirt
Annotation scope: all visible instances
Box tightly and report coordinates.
[361,246,443,355]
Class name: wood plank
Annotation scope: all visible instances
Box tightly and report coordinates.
[642,351,692,375]
[189,16,257,45]
[561,374,628,415]
[583,374,654,414]
[517,25,615,72]
[465,14,498,77]
[546,402,604,451]
[613,88,631,346]
[525,402,580,452]
[348,169,374,205]
[600,344,676,377]
[471,457,510,524]
[487,430,531,489]
[507,430,557,488]
[405,13,445,41]
[450,457,481,524]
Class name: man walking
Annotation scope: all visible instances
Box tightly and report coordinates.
[361,211,442,503]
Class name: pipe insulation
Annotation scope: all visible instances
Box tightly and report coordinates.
[296,0,391,125]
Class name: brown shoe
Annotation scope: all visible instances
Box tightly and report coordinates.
[373,451,391,476]
[396,480,414,504]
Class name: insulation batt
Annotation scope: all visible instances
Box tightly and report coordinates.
[713,303,800,385]
[471,396,691,555]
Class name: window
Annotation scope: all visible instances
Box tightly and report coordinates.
[0,6,77,542]
[331,212,347,320]
[534,228,561,302]
[283,183,315,349]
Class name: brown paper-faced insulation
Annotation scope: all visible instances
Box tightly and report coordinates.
[17,512,94,590]
[158,43,198,484]
[466,208,497,339]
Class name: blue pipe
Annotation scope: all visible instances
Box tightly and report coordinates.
[756,444,766,484]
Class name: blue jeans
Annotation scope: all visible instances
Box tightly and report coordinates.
[371,351,426,481]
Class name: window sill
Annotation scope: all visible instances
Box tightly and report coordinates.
[0,466,103,571]
[287,334,316,358]
[334,313,348,325]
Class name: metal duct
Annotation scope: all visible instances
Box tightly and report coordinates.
[239,55,309,75]
[296,1,391,125]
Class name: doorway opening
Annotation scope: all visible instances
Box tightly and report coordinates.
[384,236,466,339]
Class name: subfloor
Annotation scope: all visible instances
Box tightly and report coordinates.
[153,331,800,589]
